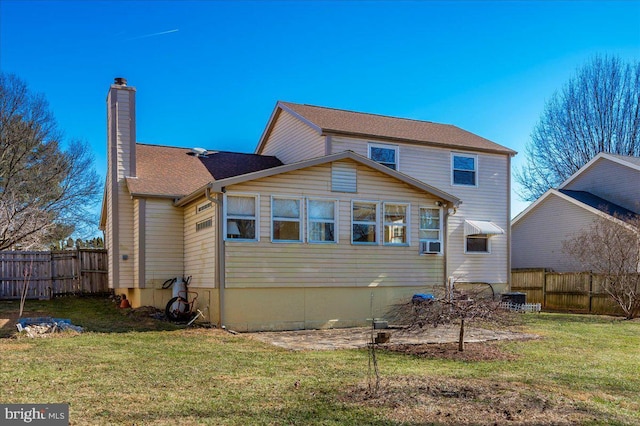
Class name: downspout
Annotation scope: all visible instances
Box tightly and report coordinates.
[443,205,450,291]
[205,187,225,328]
[443,203,457,296]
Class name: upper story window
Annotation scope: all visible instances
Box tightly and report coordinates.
[272,197,303,242]
[352,201,378,244]
[308,199,337,243]
[368,143,398,170]
[225,194,258,241]
[452,153,477,186]
[383,203,409,245]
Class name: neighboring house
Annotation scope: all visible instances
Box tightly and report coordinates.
[100,78,516,331]
[512,153,640,272]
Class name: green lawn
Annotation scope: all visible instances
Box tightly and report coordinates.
[0,298,638,425]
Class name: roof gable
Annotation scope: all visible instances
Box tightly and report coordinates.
[560,152,640,189]
[176,151,461,207]
[513,188,638,228]
[256,101,516,156]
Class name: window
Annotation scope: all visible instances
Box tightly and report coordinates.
[419,207,442,253]
[466,235,489,253]
[225,194,258,241]
[196,217,212,232]
[452,153,477,186]
[272,197,302,242]
[308,199,337,243]
[383,203,409,245]
[197,201,212,214]
[352,201,378,244]
[368,143,398,170]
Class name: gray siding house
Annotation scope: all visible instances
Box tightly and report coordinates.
[512,153,640,272]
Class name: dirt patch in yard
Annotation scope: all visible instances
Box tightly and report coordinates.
[342,376,594,425]
[385,341,520,362]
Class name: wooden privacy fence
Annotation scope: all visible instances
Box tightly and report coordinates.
[0,249,108,300]
[511,269,623,315]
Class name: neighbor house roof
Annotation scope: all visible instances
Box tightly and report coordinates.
[125,144,283,198]
[512,189,639,228]
[256,101,516,156]
[558,190,639,222]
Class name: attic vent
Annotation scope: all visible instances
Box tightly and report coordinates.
[187,147,209,157]
[332,162,357,193]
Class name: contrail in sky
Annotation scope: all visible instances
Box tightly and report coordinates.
[126,29,179,41]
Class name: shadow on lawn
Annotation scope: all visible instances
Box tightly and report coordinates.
[0,297,180,337]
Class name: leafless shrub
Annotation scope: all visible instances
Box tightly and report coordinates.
[563,214,640,319]
[388,284,513,352]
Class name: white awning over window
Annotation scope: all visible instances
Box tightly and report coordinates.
[464,220,505,236]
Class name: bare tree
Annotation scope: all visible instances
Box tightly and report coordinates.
[563,215,640,319]
[516,55,640,201]
[0,73,100,250]
[388,285,511,352]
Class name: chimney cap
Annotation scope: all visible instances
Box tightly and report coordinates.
[114,77,127,86]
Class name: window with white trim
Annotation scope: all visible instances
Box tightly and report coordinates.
[383,203,409,245]
[225,194,258,241]
[272,197,302,242]
[308,199,337,243]
[452,153,477,186]
[352,201,378,244]
[419,207,442,254]
[466,234,489,253]
[368,143,398,170]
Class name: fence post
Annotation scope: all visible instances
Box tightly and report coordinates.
[543,269,547,309]
[588,271,593,314]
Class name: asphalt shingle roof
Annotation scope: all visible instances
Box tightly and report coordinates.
[126,144,283,198]
[559,189,639,222]
[199,152,282,180]
[279,102,516,155]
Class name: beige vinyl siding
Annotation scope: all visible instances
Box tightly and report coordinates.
[116,180,135,288]
[133,199,140,288]
[106,170,114,289]
[512,194,599,272]
[259,110,325,163]
[563,158,640,214]
[224,160,444,289]
[143,199,184,285]
[184,197,216,288]
[331,136,510,284]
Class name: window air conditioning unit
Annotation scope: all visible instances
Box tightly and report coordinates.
[420,240,441,254]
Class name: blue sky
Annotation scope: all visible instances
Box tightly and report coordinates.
[1,0,639,231]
